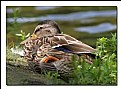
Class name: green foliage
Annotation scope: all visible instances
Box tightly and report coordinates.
[13,8,20,30]
[43,71,67,84]
[95,33,117,84]
[16,30,30,41]
[7,8,22,44]
[8,8,21,32]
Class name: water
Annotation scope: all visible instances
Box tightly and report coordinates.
[7,10,116,23]
[75,23,116,34]
[35,6,59,10]
[7,9,13,13]
[7,6,58,14]
[7,8,21,13]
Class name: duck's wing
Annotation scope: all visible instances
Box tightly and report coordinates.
[49,34,97,54]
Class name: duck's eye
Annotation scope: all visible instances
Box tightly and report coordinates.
[40,27,43,29]
[46,30,50,32]
[35,28,40,33]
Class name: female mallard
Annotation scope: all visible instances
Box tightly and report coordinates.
[21,20,96,61]
[21,20,96,75]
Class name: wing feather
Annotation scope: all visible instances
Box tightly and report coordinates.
[49,34,96,54]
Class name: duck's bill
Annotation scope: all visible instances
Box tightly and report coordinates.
[31,34,37,39]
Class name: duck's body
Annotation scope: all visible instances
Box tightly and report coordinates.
[21,20,97,75]
[22,34,96,63]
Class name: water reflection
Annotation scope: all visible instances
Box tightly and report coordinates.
[35,6,59,10]
[7,10,116,23]
[75,23,116,34]
[7,8,21,13]
[7,9,13,13]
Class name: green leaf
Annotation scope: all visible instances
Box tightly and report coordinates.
[16,34,22,36]
[25,33,30,38]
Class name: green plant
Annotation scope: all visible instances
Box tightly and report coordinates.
[13,8,20,31]
[95,33,117,84]
[13,9,30,43]
[10,9,29,45]
[43,71,66,84]
[7,8,22,45]
[16,30,30,41]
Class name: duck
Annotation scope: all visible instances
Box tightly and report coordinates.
[21,20,97,64]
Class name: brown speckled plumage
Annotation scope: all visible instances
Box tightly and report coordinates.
[21,20,96,77]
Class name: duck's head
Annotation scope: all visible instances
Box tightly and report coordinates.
[31,20,61,39]
[20,20,61,44]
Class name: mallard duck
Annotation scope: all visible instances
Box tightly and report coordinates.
[20,20,97,77]
[21,20,96,64]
